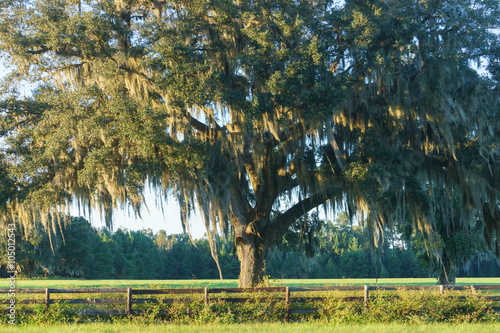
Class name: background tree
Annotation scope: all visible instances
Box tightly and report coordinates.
[0,216,92,277]
[408,188,490,284]
[0,0,499,287]
[4,214,500,280]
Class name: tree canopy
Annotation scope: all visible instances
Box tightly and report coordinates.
[0,0,499,286]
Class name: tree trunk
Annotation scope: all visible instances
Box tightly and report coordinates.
[235,233,268,288]
[438,269,456,285]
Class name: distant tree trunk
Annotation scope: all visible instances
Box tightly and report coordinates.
[438,265,456,285]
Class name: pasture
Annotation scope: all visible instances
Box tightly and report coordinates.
[2,277,500,289]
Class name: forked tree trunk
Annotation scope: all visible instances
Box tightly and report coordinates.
[229,182,273,288]
[235,233,268,288]
[437,252,456,285]
[228,179,323,288]
[438,270,456,285]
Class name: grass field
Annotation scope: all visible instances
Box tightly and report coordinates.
[2,323,500,333]
[1,277,500,289]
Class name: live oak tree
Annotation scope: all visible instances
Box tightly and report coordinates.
[0,0,499,287]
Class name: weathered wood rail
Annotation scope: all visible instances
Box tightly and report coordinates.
[2,285,500,321]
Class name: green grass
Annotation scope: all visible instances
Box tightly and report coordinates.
[2,323,500,333]
[2,277,500,289]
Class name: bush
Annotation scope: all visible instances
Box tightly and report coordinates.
[4,288,499,325]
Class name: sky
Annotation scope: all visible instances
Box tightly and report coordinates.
[79,189,207,239]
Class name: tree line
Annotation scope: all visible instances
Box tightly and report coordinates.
[2,215,499,280]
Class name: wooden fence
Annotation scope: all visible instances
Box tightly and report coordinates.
[2,285,500,321]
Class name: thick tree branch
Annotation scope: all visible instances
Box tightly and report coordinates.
[28,45,83,58]
[28,46,49,55]
[114,61,225,142]
[118,64,155,84]
[188,115,223,140]
[264,122,305,149]
[264,187,340,245]
[230,178,255,242]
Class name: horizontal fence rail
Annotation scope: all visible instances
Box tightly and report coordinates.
[2,285,500,321]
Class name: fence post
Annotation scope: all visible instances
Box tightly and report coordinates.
[471,285,476,298]
[45,288,50,311]
[439,285,444,296]
[204,287,209,307]
[364,285,369,310]
[285,287,290,322]
[127,288,132,315]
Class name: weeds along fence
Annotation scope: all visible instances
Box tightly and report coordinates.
[2,285,500,322]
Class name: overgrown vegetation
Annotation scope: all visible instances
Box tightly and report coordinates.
[2,289,499,325]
